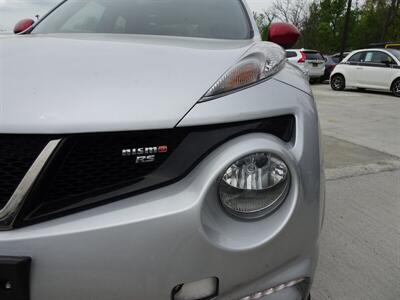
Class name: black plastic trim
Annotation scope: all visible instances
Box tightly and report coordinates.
[171,277,219,300]
[13,115,294,228]
[0,256,31,300]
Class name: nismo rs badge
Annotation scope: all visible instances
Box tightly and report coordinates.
[122,145,168,164]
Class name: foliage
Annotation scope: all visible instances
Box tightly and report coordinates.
[253,11,274,41]
[254,0,400,54]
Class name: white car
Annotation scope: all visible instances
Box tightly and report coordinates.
[286,49,326,82]
[331,48,400,97]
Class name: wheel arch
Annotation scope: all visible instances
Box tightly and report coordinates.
[331,72,346,82]
[390,76,400,91]
[330,66,347,80]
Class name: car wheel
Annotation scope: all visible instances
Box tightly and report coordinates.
[392,79,400,97]
[331,74,345,91]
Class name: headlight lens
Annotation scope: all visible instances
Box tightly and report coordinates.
[201,42,286,101]
[219,153,290,219]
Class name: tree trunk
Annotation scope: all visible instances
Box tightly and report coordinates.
[340,0,352,61]
[381,0,397,42]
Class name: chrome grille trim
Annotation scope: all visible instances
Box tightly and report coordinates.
[0,139,61,230]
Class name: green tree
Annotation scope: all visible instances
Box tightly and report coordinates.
[253,11,275,41]
[252,0,400,53]
[300,0,349,53]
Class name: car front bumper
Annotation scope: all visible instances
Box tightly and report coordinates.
[0,74,324,300]
[0,131,323,300]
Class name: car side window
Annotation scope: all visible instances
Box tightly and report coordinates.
[364,52,374,62]
[361,51,396,67]
[370,52,394,65]
[348,52,365,63]
[286,51,297,58]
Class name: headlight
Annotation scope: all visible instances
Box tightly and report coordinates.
[219,152,290,219]
[201,42,286,101]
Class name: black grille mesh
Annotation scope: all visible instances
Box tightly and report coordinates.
[22,130,186,220]
[0,136,49,210]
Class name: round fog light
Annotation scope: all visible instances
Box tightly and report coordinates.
[219,152,290,219]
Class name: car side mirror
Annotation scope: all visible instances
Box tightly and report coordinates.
[14,18,35,34]
[268,23,300,49]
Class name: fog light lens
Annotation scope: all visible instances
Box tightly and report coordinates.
[219,153,290,219]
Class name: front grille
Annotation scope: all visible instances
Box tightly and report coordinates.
[41,133,173,207]
[0,136,50,210]
[21,130,186,221]
[4,115,294,228]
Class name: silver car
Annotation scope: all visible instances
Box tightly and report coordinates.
[0,1,324,300]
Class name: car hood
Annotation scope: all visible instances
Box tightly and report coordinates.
[0,34,254,134]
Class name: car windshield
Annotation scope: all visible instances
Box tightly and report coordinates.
[32,0,252,40]
[387,49,400,60]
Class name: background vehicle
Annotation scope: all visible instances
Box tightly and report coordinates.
[322,52,350,81]
[0,1,323,300]
[368,42,400,50]
[330,52,350,63]
[286,49,326,82]
[330,48,400,97]
[322,55,337,81]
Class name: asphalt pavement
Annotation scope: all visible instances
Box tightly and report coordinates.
[311,84,400,300]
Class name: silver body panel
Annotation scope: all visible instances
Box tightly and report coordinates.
[0,74,324,299]
[0,1,323,298]
[0,34,253,133]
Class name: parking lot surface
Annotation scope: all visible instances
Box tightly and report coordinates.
[311,85,400,300]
